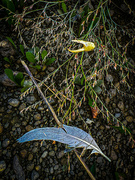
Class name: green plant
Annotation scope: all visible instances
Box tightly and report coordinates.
[26,47,56,70]
[4,68,24,87]
[4,68,32,92]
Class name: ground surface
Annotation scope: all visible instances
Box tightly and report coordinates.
[0,1,135,180]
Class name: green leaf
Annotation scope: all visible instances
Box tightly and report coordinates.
[3,57,11,64]
[14,72,24,86]
[96,80,103,87]
[41,50,47,60]
[90,163,96,177]
[20,45,24,55]
[7,0,15,12]
[21,77,25,87]
[45,57,56,65]
[74,75,84,85]
[29,64,41,70]
[115,172,120,180]
[93,86,102,94]
[62,2,67,13]
[88,96,94,107]
[4,68,15,82]
[6,37,16,49]
[26,52,36,63]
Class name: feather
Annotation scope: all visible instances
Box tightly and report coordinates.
[17,125,111,162]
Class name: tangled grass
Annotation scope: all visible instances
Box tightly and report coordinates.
[1,0,134,143]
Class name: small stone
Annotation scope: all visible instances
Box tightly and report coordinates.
[34,113,41,121]
[105,97,110,104]
[41,151,48,158]
[26,125,33,132]
[2,138,10,148]
[48,67,55,72]
[35,165,41,171]
[57,151,65,159]
[26,96,36,104]
[27,163,34,171]
[49,151,55,157]
[50,167,54,174]
[31,170,39,180]
[54,165,59,170]
[34,121,41,126]
[115,113,121,118]
[32,147,38,153]
[80,109,84,115]
[97,157,103,163]
[20,149,27,158]
[110,89,116,98]
[111,150,117,160]
[126,116,133,123]
[61,158,67,165]
[106,74,113,82]
[99,125,104,130]
[19,103,26,111]
[78,172,83,176]
[0,160,6,172]
[118,101,124,111]
[13,155,25,180]
[8,98,20,107]
[28,154,33,161]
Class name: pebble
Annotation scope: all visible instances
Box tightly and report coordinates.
[117,101,124,111]
[97,157,103,163]
[35,165,41,171]
[32,147,38,153]
[49,151,55,156]
[34,113,41,120]
[2,138,10,148]
[54,164,59,170]
[0,160,6,172]
[19,103,26,111]
[26,96,36,104]
[111,150,117,160]
[109,89,116,98]
[115,113,121,118]
[20,149,27,158]
[126,116,133,123]
[28,153,33,161]
[13,155,25,180]
[8,98,20,107]
[106,74,113,82]
[50,167,54,174]
[25,125,33,132]
[31,170,39,180]
[41,151,48,158]
[27,163,34,171]
[48,67,55,72]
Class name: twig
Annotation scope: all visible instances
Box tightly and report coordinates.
[21,60,62,127]
[74,149,96,180]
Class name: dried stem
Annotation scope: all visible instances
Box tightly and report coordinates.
[21,60,61,127]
